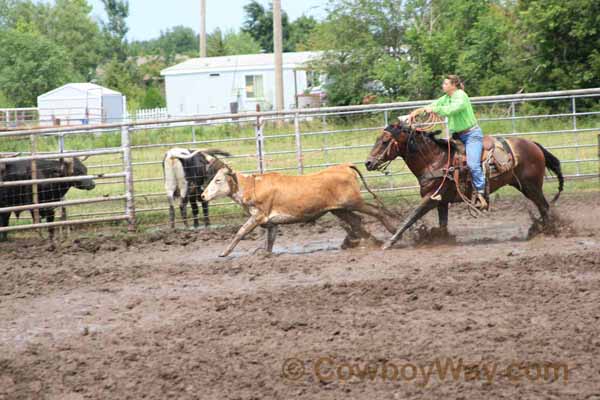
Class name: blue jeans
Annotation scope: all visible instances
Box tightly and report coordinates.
[458,126,486,192]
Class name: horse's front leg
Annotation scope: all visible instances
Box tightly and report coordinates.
[382,197,438,250]
[437,202,449,232]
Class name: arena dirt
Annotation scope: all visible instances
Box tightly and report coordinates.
[0,192,598,399]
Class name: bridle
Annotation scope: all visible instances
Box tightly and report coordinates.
[373,123,451,198]
[372,134,400,172]
[373,124,419,172]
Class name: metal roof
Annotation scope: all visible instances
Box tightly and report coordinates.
[38,83,122,99]
[161,51,322,76]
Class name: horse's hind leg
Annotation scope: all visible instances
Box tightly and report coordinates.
[515,180,550,224]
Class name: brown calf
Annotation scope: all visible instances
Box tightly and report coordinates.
[200,163,397,257]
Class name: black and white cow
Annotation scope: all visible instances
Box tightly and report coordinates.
[163,148,230,229]
[0,157,95,240]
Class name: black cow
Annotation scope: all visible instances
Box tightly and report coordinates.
[163,148,230,229]
[0,157,95,240]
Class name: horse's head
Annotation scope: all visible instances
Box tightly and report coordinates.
[365,120,413,171]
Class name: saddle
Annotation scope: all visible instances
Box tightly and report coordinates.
[450,136,518,195]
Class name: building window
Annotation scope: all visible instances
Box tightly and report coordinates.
[245,75,264,98]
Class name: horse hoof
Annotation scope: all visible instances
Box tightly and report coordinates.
[381,242,393,250]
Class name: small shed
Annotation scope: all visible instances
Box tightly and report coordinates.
[160,51,323,116]
[37,83,126,126]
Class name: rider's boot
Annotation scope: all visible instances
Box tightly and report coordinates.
[475,190,489,211]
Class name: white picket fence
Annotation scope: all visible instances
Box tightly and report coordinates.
[131,107,168,122]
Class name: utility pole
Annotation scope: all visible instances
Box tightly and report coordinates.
[200,0,207,57]
[273,0,284,112]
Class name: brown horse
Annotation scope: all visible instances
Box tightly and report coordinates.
[365,120,564,249]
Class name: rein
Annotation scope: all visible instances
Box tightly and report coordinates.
[373,139,398,172]
[380,119,483,217]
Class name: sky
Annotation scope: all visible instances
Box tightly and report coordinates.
[85,0,326,41]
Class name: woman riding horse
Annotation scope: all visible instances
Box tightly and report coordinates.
[413,74,488,210]
[365,89,564,250]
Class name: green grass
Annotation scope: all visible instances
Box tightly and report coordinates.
[2,106,599,238]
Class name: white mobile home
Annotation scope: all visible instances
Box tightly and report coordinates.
[160,51,322,116]
[37,83,125,126]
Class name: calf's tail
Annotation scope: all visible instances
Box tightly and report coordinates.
[349,165,397,216]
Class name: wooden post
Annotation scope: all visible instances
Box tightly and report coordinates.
[30,135,40,225]
[200,0,207,57]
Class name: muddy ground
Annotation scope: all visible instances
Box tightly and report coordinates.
[0,192,599,399]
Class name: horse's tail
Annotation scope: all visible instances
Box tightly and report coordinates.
[534,142,564,203]
[349,165,396,216]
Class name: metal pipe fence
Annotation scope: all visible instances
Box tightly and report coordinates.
[0,88,599,236]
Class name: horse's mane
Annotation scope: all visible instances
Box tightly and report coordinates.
[385,123,457,153]
[425,130,457,152]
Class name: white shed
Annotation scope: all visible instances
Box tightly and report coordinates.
[37,83,126,126]
[160,51,323,117]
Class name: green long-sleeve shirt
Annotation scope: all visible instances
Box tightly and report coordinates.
[429,89,478,133]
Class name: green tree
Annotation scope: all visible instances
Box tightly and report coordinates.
[0,28,75,106]
[207,28,227,56]
[0,90,14,108]
[149,25,199,61]
[0,0,49,30]
[101,0,129,61]
[307,0,406,104]
[288,15,318,51]
[311,0,528,104]
[518,0,600,91]
[140,86,165,109]
[166,27,265,57]
[242,0,292,52]
[458,3,525,95]
[223,30,262,55]
[100,57,143,109]
[44,0,103,80]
